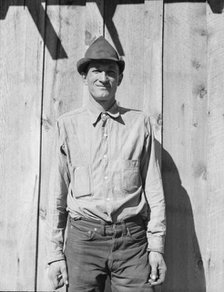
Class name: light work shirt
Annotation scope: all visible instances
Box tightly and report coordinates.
[47,99,166,263]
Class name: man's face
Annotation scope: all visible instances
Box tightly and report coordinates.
[82,60,123,103]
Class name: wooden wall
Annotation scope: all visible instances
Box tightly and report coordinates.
[0,1,224,291]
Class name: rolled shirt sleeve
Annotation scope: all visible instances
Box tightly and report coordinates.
[141,117,166,254]
[46,120,70,264]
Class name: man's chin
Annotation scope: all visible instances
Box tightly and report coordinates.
[94,95,111,102]
[92,95,115,105]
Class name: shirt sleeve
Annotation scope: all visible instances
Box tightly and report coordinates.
[140,116,166,254]
[46,119,70,264]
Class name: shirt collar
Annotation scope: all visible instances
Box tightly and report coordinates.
[87,98,120,125]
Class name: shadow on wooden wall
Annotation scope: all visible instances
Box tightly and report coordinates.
[1,0,221,64]
[161,144,206,292]
[0,0,144,60]
[104,141,206,292]
[164,0,224,13]
[0,0,72,59]
[208,0,224,13]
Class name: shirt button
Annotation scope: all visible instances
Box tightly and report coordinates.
[104,133,108,138]
[101,113,108,122]
[103,154,107,159]
[107,198,110,201]
[104,176,108,180]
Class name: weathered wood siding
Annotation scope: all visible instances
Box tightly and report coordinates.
[0,1,224,291]
[0,2,45,290]
[206,2,224,290]
[163,2,208,291]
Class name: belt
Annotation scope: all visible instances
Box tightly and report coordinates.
[69,214,145,227]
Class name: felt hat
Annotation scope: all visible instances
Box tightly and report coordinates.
[77,36,125,74]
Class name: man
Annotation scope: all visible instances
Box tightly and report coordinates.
[47,36,166,292]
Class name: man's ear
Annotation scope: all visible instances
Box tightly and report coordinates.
[118,73,123,86]
[81,73,88,85]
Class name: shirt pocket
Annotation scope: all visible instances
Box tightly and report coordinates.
[122,160,141,193]
[72,165,92,198]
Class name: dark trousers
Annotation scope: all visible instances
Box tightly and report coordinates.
[65,216,154,292]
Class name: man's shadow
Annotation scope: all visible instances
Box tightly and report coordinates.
[159,141,206,292]
[105,141,206,292]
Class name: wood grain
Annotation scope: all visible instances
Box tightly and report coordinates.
[105,0,145,111]
[105,1,163,143]
[206,3,224,291]
[162,2,207,291]
[1,1,224,291]
[0,3,44,290]
[105,1,164,287]
[36,1,104,290]
[143,0,164,166]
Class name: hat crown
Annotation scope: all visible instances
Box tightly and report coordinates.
[76,36,125,74]
[85,36,119,61]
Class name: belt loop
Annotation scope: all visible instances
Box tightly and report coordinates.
[121,221,127,236]
[100,221,105,236]
[127,227,131,237]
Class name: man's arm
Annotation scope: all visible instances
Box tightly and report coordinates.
[46,120,70,289]
[141,116,166,286]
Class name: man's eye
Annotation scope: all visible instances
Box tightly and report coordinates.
[108,71,116,75]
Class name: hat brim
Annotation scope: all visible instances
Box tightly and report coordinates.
[77,57,125,75]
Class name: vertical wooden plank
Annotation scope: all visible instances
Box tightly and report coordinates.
[105,0,163,142]
[143,0,164,158]
[162,2,207,292]
[37,1,104,290]
[0,2,44,290]
[206,3,224,291]
[104,2,163,290]
[83,0,105,104]
[105,0,145,111]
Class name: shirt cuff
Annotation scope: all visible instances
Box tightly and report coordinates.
[47,252,66,265]
[147,235,165,254]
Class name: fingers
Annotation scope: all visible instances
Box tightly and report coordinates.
[149,268,165,286]
[148,275,158,286]
[157,265,166,283]
[61,263,69,285]
[148,252,167,287]
[150,266,158,281]
[148,274,163,286]
[48,260,69,290]
[148,253,158,285]
[49,273,63,290]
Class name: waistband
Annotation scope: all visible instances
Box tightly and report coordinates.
[69,214,145,228]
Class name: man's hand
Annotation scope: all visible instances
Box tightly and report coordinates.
[148,251,167,286]
[48,260,69,290]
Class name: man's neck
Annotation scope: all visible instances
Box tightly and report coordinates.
[89,96,116,112]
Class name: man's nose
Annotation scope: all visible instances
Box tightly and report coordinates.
[99,71,108,82]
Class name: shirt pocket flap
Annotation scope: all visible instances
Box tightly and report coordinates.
[72,166,92,198]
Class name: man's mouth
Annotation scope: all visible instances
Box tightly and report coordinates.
[96,85,110,89]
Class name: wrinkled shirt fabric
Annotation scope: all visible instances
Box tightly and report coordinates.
[47,100,166,264]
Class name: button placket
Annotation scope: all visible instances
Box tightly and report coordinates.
[100,114,111,207]
[102,128,109,181]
